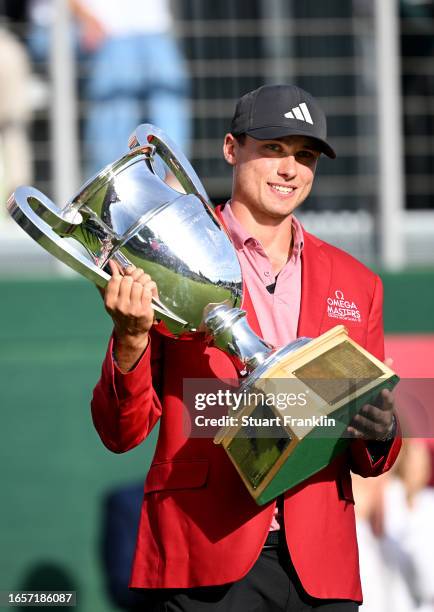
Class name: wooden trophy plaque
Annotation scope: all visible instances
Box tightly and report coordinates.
[214,325,399,505]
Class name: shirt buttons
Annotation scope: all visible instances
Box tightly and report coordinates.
[264,271,271,277]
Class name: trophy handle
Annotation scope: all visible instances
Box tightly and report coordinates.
[6,186,188,325]
[129,124,210,202]
[7,186,111,285]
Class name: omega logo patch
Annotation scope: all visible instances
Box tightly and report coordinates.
[327,290,361,322]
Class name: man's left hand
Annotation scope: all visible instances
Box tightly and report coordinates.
[346,387,395,441]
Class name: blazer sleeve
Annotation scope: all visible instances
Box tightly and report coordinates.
[348,273,402,476]
[366,274,385,362]
[91,327,164,453]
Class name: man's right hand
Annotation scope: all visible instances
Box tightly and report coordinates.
[102,260,158,372]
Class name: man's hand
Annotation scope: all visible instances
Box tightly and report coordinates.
[346,388,395,441]
[69,0,107,52]
[101,260,158,372]
[346,357,396,441]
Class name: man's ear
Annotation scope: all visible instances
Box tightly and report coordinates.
[223,133,237,166]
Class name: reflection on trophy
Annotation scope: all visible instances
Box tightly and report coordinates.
[6,125,399,505]
[7,125,243,332]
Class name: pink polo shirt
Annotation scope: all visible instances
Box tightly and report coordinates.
[220,202,303,348]
[220,202,304,531]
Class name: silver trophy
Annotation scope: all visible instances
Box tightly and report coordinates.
[7,125,398,505]
[7,124,273,366]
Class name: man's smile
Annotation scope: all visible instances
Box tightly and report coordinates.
[268,182,296,195]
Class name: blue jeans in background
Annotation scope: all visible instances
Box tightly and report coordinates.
[84,32,191,176]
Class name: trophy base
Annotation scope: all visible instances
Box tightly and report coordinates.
[214,325,399,505]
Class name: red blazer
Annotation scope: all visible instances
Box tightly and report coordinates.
[91,228,401,602]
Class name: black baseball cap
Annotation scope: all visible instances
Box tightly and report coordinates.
[230,84,336,159]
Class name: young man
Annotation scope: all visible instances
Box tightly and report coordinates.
[92,84,400,611]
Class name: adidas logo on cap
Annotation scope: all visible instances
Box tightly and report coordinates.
[284,103,313,124]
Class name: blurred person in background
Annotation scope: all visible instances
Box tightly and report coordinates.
[354,439,434,611]
[100,482,149,610]
[70,0,191,176]
[0,1,32,206]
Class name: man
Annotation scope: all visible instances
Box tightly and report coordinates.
[92,84,401,611]
[69,0,190,176]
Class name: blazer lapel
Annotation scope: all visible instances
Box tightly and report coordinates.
[298,231,332,339]
[239,282,262,337]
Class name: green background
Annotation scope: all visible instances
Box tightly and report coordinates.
[0,279,157,611]
[0,271,433,610]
